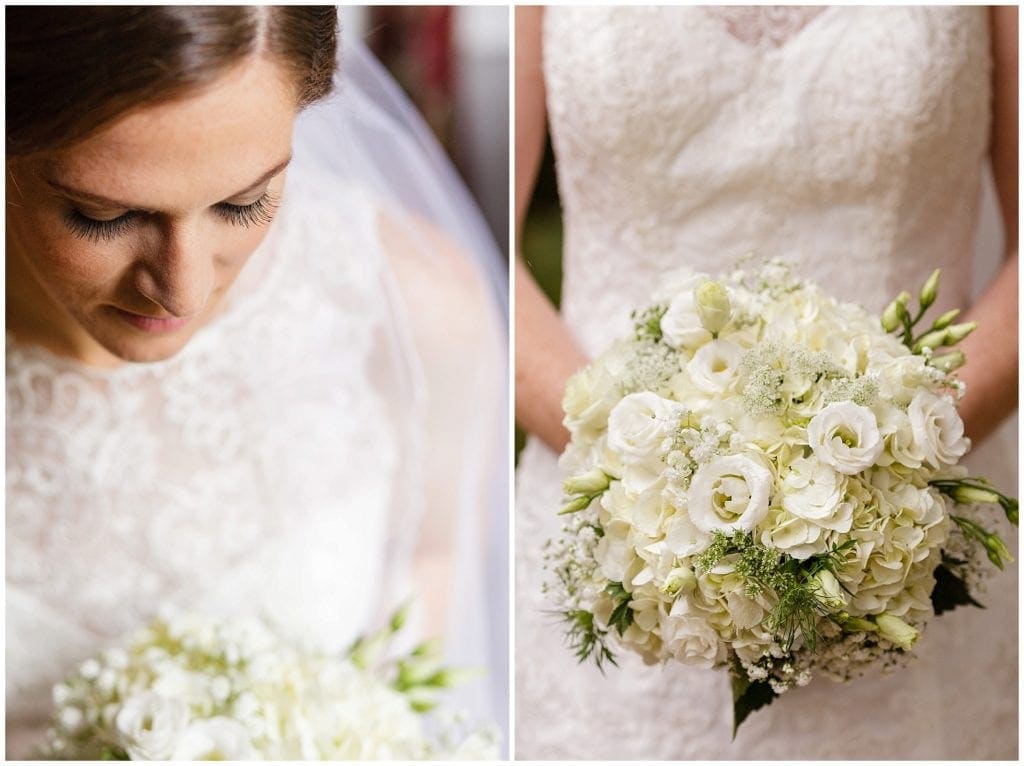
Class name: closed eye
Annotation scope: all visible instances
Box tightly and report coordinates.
[64,209,140,242]
[212,191,280,228]
[64,191,281,242]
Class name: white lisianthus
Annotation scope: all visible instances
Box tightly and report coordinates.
[170,717,257,760]
[874,613,920,651]
[688,454,774,534]
[809,570,848,612]
[908,390,970,468]
[661,565,698,596]
[563,468,611,496]
[807,402,885,475]
[687,339,744,395]
[115,692,190,760]
[694,280,732,336]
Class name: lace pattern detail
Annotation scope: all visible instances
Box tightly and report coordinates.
[517,6,1018,759]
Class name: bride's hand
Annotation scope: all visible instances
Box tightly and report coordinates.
[957,7,1017,444]
[515,6,588,453]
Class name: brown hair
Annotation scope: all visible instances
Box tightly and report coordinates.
[6,6,338,156]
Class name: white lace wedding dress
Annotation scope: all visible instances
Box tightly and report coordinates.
[516,6,1018,759]
[5,173,447,759]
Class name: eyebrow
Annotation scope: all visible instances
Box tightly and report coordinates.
[42,155,292,210]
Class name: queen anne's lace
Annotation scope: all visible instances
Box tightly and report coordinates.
[517,6,1017,759]
[6,179,409,758]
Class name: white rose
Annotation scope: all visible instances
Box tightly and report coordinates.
[562,364,621,433]
[606,392,680,492]
[807,402,884,475]
[687,339,743,395]
[660,275,713,350]
[170,718,256,760]
[115,692,190,760]
[908,390,970,468]
[661,614,726,668]
[688,454,774,533]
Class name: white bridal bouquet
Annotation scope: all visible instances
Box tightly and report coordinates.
[547,261,1017,732]
[44,607,498,760]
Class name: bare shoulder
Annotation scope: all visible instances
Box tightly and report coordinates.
[375,207,490,310]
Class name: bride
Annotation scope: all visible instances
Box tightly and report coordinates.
[515,6,1017,759]
[6,6,507,758]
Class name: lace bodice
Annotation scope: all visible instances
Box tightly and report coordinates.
[544,6,990,354]
[516,6,1017,759]
[6,174,413,757]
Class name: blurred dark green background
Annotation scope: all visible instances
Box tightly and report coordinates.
[516,135,563,461]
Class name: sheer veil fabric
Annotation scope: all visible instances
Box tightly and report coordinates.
[6,34,508,757]
[515,6,1016,759]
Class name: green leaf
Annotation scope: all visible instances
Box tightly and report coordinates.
[931,562,984,615]
[605,581,634,637]
[604,581,629,600]
[731,671,777,738]
[608,599,634,637]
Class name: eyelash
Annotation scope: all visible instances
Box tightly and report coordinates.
[64,192,281,242]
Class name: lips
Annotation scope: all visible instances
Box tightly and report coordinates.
[111,307,191,333]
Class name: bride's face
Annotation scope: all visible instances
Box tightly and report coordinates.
[6,56,298,365]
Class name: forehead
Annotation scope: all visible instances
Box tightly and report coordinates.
[43,56,298,207]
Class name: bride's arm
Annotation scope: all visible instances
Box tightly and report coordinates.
[380,210,504,636]
[956,6,1018,444]
[514,6,588,453]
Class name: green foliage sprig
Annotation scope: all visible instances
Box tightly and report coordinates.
[349,603,474,713]
[696,532,853,651]
[559,609,617,672]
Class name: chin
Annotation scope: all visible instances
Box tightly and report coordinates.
[95,328,195,364]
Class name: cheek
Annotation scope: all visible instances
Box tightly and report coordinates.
[213,225,274,279]
[9,205,129,300]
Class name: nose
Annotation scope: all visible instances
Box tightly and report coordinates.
[133,222,215,318]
